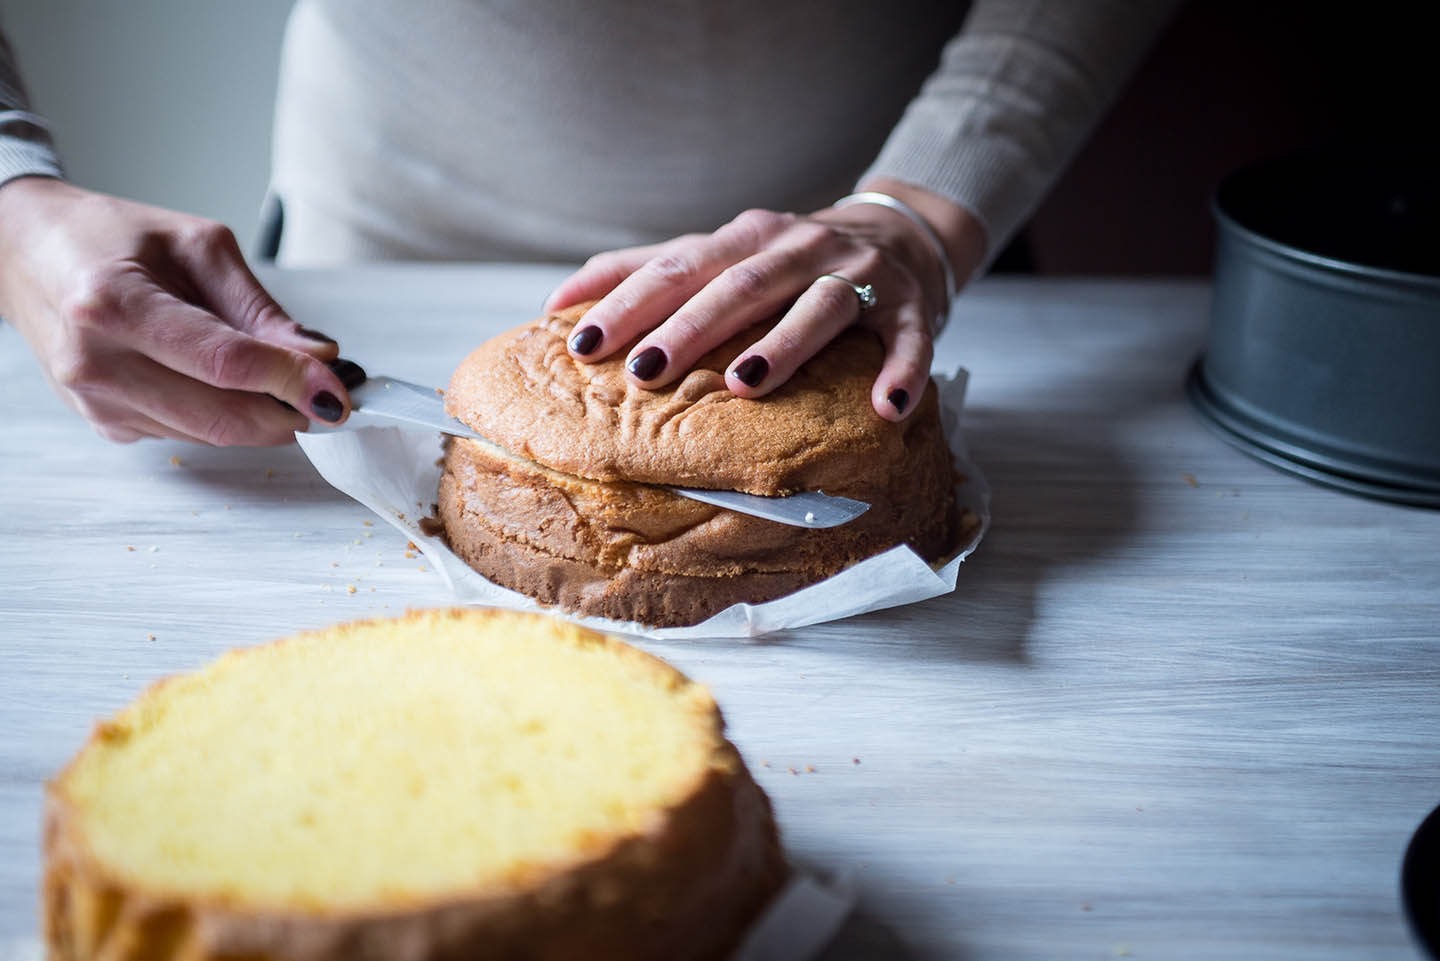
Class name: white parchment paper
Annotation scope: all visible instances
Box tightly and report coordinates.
[296,372,988,640]
[733,867,856,961]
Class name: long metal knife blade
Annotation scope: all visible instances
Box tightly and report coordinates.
[347,376,487,440]
[669,487,870,528]
[345,376,870,529]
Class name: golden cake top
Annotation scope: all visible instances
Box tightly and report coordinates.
[445,303,935,496]
[49,609,736,911]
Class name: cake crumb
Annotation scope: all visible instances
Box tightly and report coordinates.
[363,521,373,527]
[353,539,363,546]
[169,455,183,466]
[1113,944,1132,957]
[1182,472,1198,487]
[225,505,231,510]
[1081,904,1093,912]
[418,565,428,573]
[761,761,770,767]
[347,584,357,595]
[265,468,275,479]
[369,587,376,592]
[945,876,956,885]
[407,541,418,551]
[805,765,816,773]
[146,634,156,641]
[804,510,816,524]
[852,757,861,765]
[787,766,798,775]
[126,546,135,552]
[331,562,339,568]
[405,551,416,559]
[418,516,444,537]
[364,531,373,538]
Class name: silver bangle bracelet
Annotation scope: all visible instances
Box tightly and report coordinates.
[833,190,956,335]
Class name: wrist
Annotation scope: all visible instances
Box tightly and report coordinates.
[855,177,987,293]
[0,175,71,249]
[0,172,69,210]
[0,175,73,322]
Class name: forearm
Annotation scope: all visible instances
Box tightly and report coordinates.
[1,25,63,191]
[861,0,1183,268]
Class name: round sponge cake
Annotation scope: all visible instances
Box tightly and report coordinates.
[439,303,965,627]
[44,609,785,961]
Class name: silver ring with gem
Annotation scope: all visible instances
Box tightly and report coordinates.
[816,273,877,311]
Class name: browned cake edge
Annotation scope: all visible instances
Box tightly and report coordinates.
[439,472,825,627]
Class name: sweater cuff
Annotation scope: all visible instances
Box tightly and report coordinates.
[0,111,63,190]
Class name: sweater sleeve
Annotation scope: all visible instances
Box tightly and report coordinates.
[860,0,1182,261]
[1,26,64,189]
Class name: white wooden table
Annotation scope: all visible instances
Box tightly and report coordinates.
[2,266,1437,960]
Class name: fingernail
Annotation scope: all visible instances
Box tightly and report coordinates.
[296,326,337,345]
[569,325,602,355]
[732,355,769,388]
[328,358,367,390]
[311,391,344,422]
[887,388,909,415]
[627,346,667,382]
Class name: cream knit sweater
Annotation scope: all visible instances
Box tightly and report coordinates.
[2,0,1178,267]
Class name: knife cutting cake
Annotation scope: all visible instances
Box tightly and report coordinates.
[438,302,968,627]
[44,609,785,961]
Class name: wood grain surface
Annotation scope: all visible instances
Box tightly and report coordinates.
[2,266,1436,960]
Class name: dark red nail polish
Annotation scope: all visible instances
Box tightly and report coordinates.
[312,391,344,422]
[297,326,337,345]
[569,325,602,355]
[627,346,667,382]
[328,358,367,390]
[887,388,909,415]
[732,355,769,388]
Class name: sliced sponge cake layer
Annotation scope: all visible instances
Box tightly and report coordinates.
[45,609,785,961]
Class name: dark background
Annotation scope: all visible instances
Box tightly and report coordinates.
[1000,0,1437,275]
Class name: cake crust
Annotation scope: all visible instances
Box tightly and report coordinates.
[439,304,965,628]
[43,609,787,961]
[438,422,961,627]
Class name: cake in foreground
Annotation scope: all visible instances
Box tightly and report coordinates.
[439,303,966,627]
[44,609,785,961]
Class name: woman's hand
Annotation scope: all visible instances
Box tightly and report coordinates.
[0,177,354,445]
[544,179,986,421]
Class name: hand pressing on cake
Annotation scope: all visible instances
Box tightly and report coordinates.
[0,177,354,445]
[545,178,986,422]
